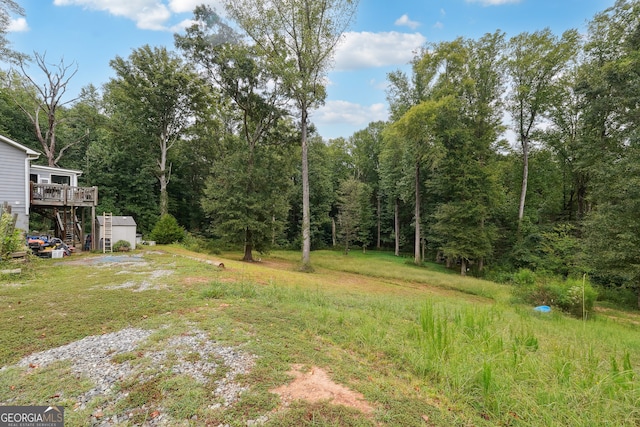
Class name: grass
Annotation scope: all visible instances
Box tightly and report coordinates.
[1,247,640,426]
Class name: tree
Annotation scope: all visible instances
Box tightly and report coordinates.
[386,98,447,264]
[581,0,640,306]
[10,53,81,166]
[225,0,359,270]
[106,45,209,216]
[505,29,580,226]
[0,0,24,63]
[425,34,505,274]
[336,177,372,254]
[351,121,385,249]
[176,5,295,261]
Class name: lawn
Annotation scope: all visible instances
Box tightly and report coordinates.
[1,247,639,426]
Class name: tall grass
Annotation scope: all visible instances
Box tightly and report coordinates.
[240,280,640,426]
[2,248,640,426]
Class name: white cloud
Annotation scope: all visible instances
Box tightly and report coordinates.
[8,17,29,32]
[312,100,388,128]
[466,0,521,5]
[394,14,420,30]
[168,0,224,14]
[433,21,444,30]
[333,31,426,71]
[53,0,224,30]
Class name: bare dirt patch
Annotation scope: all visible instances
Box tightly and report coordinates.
[271,364,374,415]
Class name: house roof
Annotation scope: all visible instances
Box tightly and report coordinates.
[0,134,40,158]
[30,164,83,176]
[97,216,137,227]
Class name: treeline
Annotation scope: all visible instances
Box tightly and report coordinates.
[1,1,639,302]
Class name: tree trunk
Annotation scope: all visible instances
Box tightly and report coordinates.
[461,258,467,276]
[332,217,337,247]
[243,228,253,262]
[394,198,400,257]
[414,162,421,265]
[518,137,529,226]
[376,194,381,250]
[301,108,312,270]
[159,136,169,216]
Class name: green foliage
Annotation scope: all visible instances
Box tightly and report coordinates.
[181,233,222,255]
[336,178,373,253]
[112,240,131,252]
[150,214,185,244]
[0,212,24,260]
[512,271,598,318]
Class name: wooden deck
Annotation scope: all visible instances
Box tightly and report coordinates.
[31,182,98,207]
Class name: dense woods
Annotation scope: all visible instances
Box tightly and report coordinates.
[1,1,640,303]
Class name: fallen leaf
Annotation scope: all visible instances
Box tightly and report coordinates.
[28,363,38,369]
[10,385,15,391]
[93,410,104,419]
[50,393,60,398]
[421,414,429,422]
[150,410,160,418]
[39,333,46,338]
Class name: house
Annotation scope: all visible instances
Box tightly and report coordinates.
[0,134,40,231]
[96,215,137,250]
[0,134,98,248]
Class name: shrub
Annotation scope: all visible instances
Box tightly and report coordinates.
[149,214,185,244]
[113,240,131,252]
[513,275,598,318]
[0,212,25,261]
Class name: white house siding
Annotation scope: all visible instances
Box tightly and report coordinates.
[0,142,30,230]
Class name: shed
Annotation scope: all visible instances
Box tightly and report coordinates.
[96,215,137,250]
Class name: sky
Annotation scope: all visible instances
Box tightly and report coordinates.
[6,0,616,140]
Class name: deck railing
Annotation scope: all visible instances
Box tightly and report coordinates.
[31,182,98,206]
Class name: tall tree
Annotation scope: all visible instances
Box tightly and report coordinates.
[176,5,294,261]
[351,121,385,249]
[582,0,640,306]
[336,177,372,254]
[11,53,81,166]
[426,34,505,274]
[505,29,580,226]
[225,0,359,270]
[386,98,447,264]
[106,45,209,216]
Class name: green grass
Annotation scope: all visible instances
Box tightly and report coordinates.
[1,248,640,426]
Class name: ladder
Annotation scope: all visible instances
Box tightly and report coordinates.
[102,212,113,253]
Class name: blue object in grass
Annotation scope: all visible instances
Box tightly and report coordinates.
[534,305,551,313]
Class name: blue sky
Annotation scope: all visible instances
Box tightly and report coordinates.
[6,0,615,140]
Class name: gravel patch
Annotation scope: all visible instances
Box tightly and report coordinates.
[2,327,256,425]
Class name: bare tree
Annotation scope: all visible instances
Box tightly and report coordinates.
[12,52,83,166]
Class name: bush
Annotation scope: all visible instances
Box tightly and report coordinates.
[0,213,25,261]
[113,240,131,252]
[149,214,185,244]
[182,233,221,255]
[513,275,598,319]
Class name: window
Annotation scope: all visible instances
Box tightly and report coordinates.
[29,174,38,183]
[51,175,70,185]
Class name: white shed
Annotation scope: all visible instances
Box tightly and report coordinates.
[96,215,137,250]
